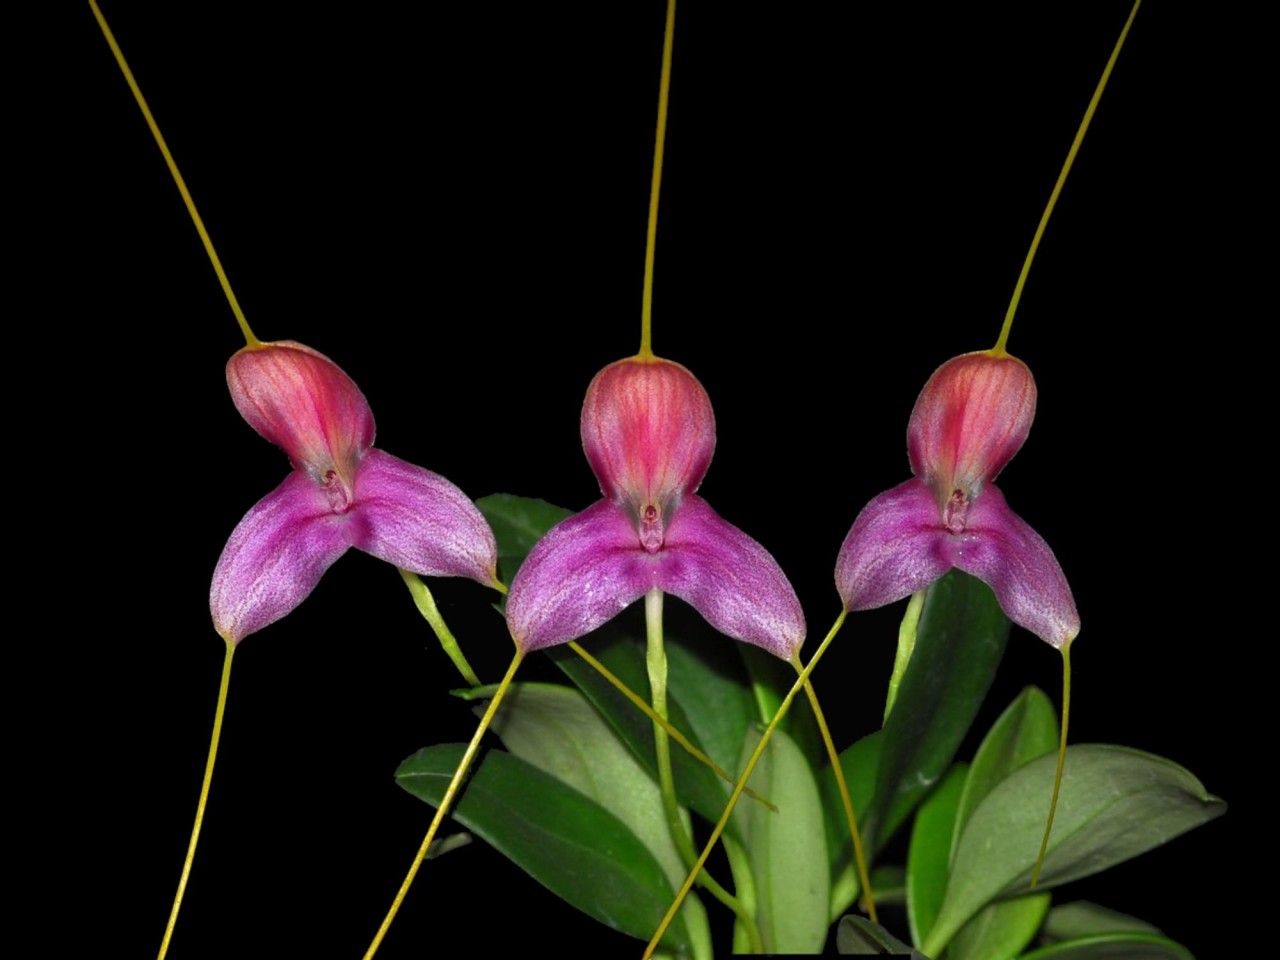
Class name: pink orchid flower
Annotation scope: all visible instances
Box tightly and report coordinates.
[506,355,805,658]
[211,341,498,643]
[835,350,1078,647]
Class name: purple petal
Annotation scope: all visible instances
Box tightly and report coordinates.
[506,500,655,652]
[835,478,953,613]
[350,449,498,586]
[947,484,1079,648]
[658,496,806,660]
[211,472,353,643]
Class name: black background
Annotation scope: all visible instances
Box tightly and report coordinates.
[57,2,1249,956]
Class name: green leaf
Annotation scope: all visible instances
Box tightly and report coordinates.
[943,688,1057,960]
[836,915,931,957]
[663,627,758,778]
[475,493,572,584]
[396,744,691,950]
[906,763,967,947]
[738,643,825,768]
[924,745,1225,956]
[947,894,1050,960]
[953,686,1059,859]
[477,681,713,959]
[1018,933,1195,960]
[733,725,830,954]
[478,684,682,876]
[1040,902,1160,941]
[867,570,1011,852]
[548,621,744,841]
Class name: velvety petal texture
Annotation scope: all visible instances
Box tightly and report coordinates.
[508,352,803,660]
[836,479,1078,648]
[212,341,497,643]
[657,496,805,659]
[506,501,653,653]
[352,449,498,583]
[212,472,354,644]
[838,348,1077,649]
[835,478,954,614]
[508,497,805,659]
[947,485,1079,648]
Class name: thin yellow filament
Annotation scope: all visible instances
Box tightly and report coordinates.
[363,650,526,959]
[993,0,1143,355]
[637,0,677,360]
[792,657,877,923]
[643,611,848,959]
[156,639,235,960]
[87,0,259,347]
[1032,643,1071,886]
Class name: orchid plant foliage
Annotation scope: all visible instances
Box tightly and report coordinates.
[89,1,1229,958]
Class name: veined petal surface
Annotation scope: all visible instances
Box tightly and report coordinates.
[948,484,1079,648]
[507,501,655,652]
[351,449,498,585]
[658,496,805,660]
[211,471,353,643]
[836,478,954,614]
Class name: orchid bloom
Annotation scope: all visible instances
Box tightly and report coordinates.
[835,350,1078,647]
[506,355,805,659]
[211,340,499,643]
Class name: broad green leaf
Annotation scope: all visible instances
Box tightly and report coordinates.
[1040,901,1160,941]
[1018,933,1195,960]
[836,915,930,957]
[664,626,757,777]
[823,732,882,919]
[924,745,1225,956]
[548,622,744,841]
[738,643,825,768]
[396,744,691,950]
[475,681,712,960]
[945,689,1057,960]
[721,833,759,955]
[734,725,829,954]
[475,493,572,584]
[475,684,677,867]
[948,894,1050,960]
[906,763,967,947]
[953,687,1058,859]
[868,571,1010,852]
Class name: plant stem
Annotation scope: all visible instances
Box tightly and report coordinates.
[644,589,762,953]
[157,639,235,959]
